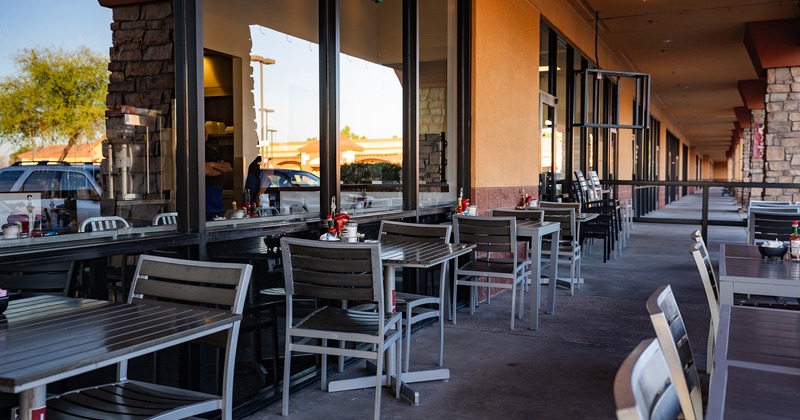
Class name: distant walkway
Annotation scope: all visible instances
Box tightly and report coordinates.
[640,186,744,223]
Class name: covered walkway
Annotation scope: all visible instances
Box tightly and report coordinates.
[245,188,746,419]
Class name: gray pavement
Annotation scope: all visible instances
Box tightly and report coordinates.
[244,188,744,419]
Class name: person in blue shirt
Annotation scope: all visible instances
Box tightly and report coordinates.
[243,156,262,204]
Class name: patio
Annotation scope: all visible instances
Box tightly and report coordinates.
[243,188,744,419]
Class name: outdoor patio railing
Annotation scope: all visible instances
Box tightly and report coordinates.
[603,179,800,242]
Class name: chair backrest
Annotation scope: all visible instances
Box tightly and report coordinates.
[747,210,800,245]
[573,170,596,202]
[152,212,178,226]
[646,285,703,420]
[0,262,75,297]
[379,220,451,244]
[289,204,308,214]
[614,338,682,420]
[280,237,384,305]
[130,254,251,314]
[749,200,793,208]
[689,231,719,330]
[491,209,544,223]
[538,207,578,243]
[453,215,517,258]
[79,216,130,233]
[128,254,251,417]
[588,170,602,191]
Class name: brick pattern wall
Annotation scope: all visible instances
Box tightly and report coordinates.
[106,1,174,132]
[419,87,447,184]
[748,109,766,203]
[764,67,800,202]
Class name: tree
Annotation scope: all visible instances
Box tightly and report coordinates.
[0,46,108,161]
[340,125,366,139]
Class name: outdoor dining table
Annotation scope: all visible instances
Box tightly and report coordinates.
[706,304,800,418]
[0,295,241,420]
[328,238,475,405]
[515,219,560,330]
[718,243,800,305]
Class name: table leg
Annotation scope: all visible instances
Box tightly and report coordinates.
[719,282,734,306]
[19,386,46,420]
[327,265,418,403]
[530,236,542,330]
[383,265,397,380]
[547,230,560,314]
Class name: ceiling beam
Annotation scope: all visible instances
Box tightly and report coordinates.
[738,79,767,110]
[744,18,800,76]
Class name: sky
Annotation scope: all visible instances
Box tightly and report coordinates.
[0,1,112,161]
[250,25,403,143]
[0,1,112,79]
[0,2,401,158]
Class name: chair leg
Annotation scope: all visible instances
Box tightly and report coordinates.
[576,256,582,290]
[706,321,714,374]
[518,278,525,320]
[403,307,412,373]
[395,328,403,400]
[373,345,383,420]
[282,335,292,416]
[438,303,445,367]
[510,284,516,330]
[451,279,458,325]
[569,258,576,296]
[321,339,328,390]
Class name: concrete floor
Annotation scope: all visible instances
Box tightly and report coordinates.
[244,188,744,419]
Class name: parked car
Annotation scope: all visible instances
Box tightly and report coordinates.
[260,168,320,188]
[0,161,103,233]
[259,169,321,214]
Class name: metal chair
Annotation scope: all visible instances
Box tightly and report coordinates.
[452,215,529,330]
[78,216,133,301]
[379,220,451,373]
[689,231,719,374]
[613,338,683,420]
[0,262,75,298]
[534,204,582,295]
[151,212,178,225]
[747,210,800,245]
[646,285,703,420]
[45,255,252,420]
[491,209,543,294]
[79,215,130,232]
[280,237,403,419]
[581,199,619,262]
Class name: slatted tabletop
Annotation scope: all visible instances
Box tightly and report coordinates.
[707,305,800,418]
[719,243,800,305]
[0,295,240,394]
[380,239,475,268]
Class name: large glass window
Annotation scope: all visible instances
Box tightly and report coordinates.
[339,0,403,214]
[419,0,458,209]
[249,22,320,217]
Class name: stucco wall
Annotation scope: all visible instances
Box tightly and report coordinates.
[472,0,539,190]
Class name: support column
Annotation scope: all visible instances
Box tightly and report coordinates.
[763,67,800,202]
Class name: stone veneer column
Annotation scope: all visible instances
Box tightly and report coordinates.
[763,67,800,202]
[419,87,446,184]
[749,108,766,202]
[740,124,752,205]
[105,1,174,132]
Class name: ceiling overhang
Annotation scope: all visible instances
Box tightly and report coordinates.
[734,106,751,128]
[738,79,767,110]
[744,18,800,76]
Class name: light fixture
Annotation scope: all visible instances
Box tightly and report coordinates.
[538,66,562,72]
